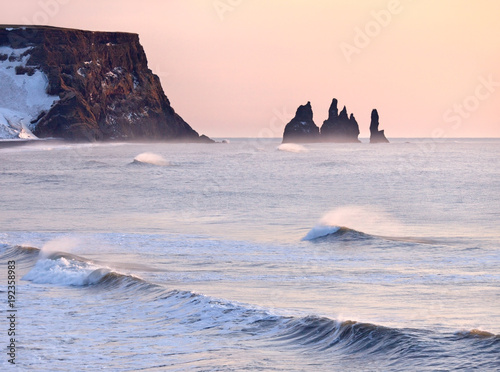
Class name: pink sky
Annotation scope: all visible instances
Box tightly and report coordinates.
[2,0,499,138]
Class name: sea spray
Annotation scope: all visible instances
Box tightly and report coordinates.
[133,152,171,166]
[39,236,82,258]
[277,143,309,153]
[303,206,405,240]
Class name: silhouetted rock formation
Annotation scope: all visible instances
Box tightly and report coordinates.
[282,101,320,143]
[0,25,210,142]
[320,99,360,143]
[282,99,390,144]
[369,109,389,143]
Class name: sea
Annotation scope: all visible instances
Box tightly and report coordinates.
[0,138,499,371]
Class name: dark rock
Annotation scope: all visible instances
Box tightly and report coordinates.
[320,99,360,142]
[282,101,320,143]
[369,109,389,143]
[199,134,215,143]
[0,25,210,142]
[15,65,36,76]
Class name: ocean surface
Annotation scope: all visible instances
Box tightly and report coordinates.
[0,138,499,371]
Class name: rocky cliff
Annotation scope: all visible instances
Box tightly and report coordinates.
[369,109,389,143]
[0,25,209,142]
[282,101,320,143]
[320,98,360,143]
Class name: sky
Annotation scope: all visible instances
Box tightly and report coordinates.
[1,0,499,138]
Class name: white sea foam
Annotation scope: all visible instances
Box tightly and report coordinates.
[277,143,309,153]
[21,236,119,286]
[2,140,500,371]
[133,152,171,166]
[302,225,341,241]
[23,256,106,286]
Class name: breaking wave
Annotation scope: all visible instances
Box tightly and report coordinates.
[275,316,419,354]
[455,329,500,340]
[302,225,441,246]
[2,245,154,291]
[302,226,371,241]
[303,206,439,244]
[3,243,499,370]
[302,225,440,245]
[132,152,172,166]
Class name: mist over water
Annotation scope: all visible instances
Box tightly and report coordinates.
[38,236,82,258]
[303,205,406,240]
[277,143,309,153]
[0,138,499,371]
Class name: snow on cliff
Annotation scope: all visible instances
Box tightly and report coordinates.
[0,46,59,139]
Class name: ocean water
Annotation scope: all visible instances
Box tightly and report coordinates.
[0,138,499,371]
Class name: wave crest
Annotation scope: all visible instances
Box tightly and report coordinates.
[132,152,172,166]
[302,226,370,241]
[275,316,417,354]
[22,249,152,291]
[455,329,499,339]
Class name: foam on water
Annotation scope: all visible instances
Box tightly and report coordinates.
[302,225,341,240]
[277,143,309,153]
[23,256,105,286]
[21,248,151,291]
[17,236,146,288]
[18,250,500,370]
[3,239,500,371]
[0,139,499,371]
[132,152,172,166]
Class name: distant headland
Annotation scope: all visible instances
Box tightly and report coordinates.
[0,25,212,142]
[282,99,389,144]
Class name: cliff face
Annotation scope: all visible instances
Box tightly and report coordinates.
[320,98,360,143]
[0,25,205,141]
[369,109,389,143]
[282,101,320,143]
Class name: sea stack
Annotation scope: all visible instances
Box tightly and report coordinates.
[282,101,320,143]
[0,25,209,142]
[369,109,389,143]
[320,98,360,143]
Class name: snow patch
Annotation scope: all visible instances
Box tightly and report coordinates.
[133,75,140,89]
[0,46,60,139]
